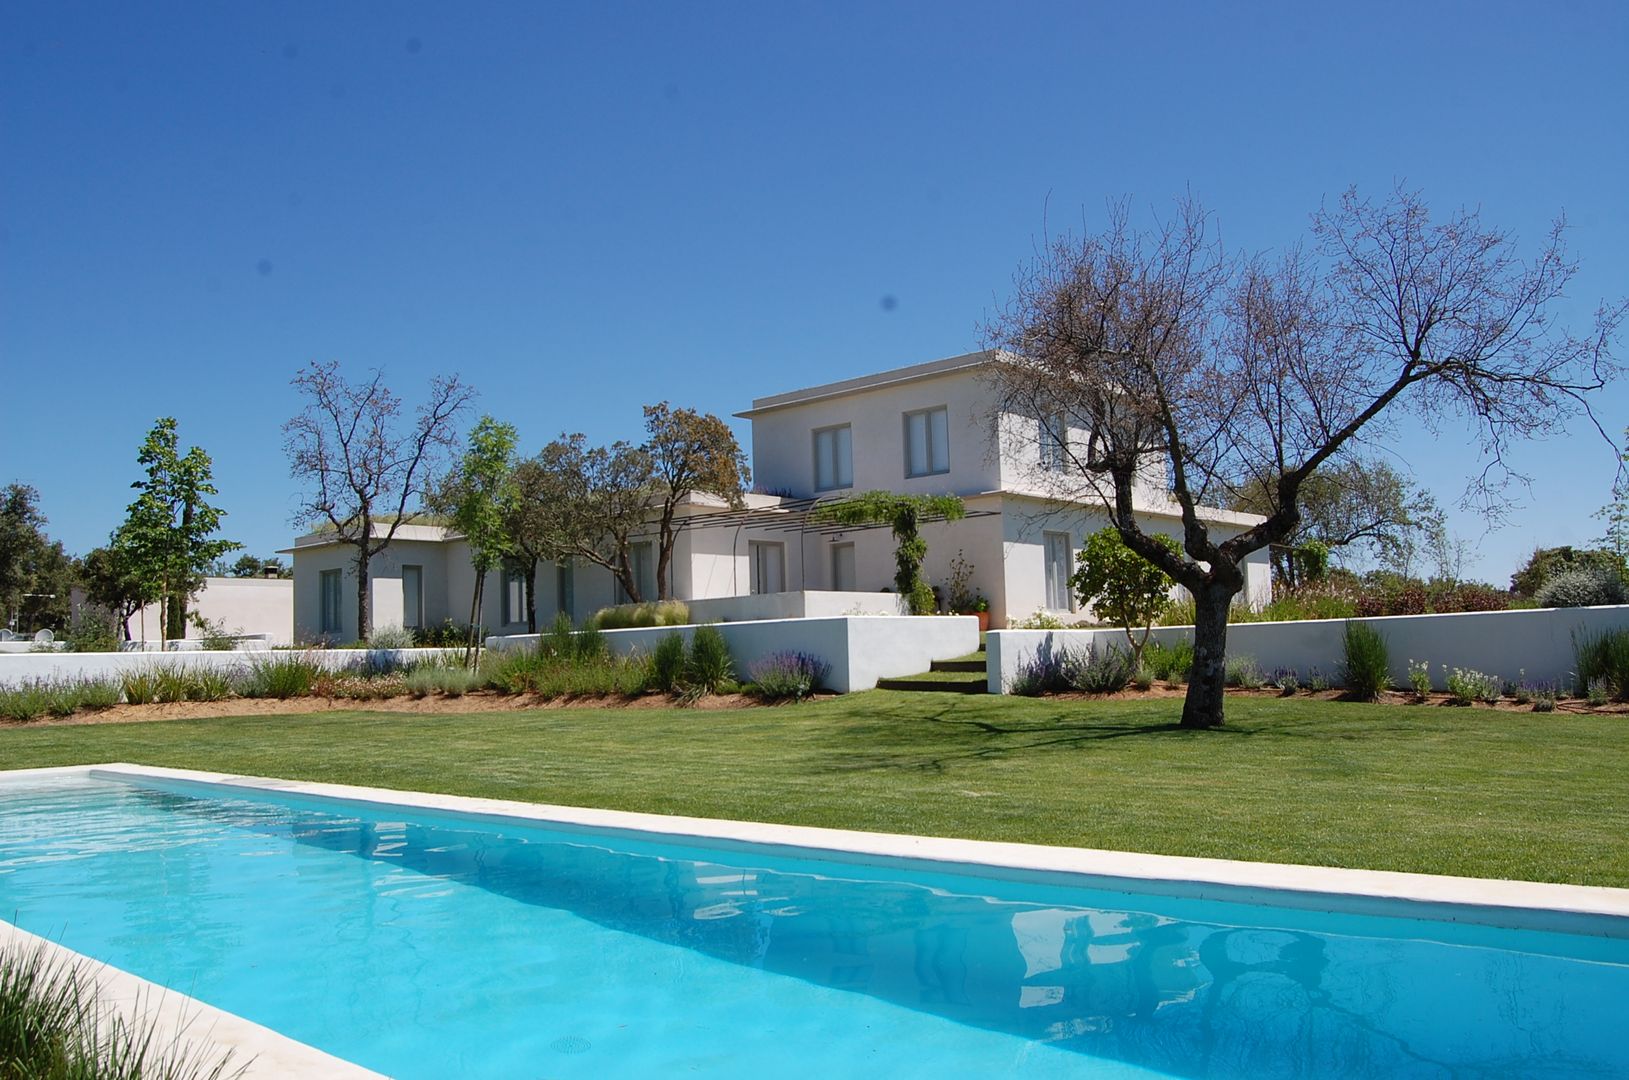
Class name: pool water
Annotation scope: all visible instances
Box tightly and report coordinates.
[2,774,1626,1078]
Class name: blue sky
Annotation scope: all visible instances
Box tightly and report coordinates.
[3,1,1625,582]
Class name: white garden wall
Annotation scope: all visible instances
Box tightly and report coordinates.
[986,605,1629,694]
[488,615,979,693]
[684,591,911,623]
[0,648,462,689]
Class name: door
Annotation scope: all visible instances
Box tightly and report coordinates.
[831,542,856,592]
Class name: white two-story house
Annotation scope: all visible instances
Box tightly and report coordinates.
[288,351,1269,642]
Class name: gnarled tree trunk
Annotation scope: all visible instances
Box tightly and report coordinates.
[1182,583,1237,729]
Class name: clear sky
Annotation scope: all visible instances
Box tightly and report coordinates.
[3,1,1625,582]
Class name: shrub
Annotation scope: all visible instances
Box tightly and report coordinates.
[64,616,120,653]
[1587,676,1611,707]
[1012,610,1068,630]
[366,626,418,650]
[1533,689,1557,712]
[747,651,831,701]
[241,654,321,699]
[1572,627,1629,698]
[647,633,688,694]
[71,677,122,712]
[191,615,239,651]
[1132,666,1154,691]
[1062,644,1134,694]
[120,668,161,706]
[1536,567,1628,609]
[1271,668,1299,693]
[1258,582,1360,622]
[1009,648,1068,696]
[1307,667,1331,693]
[1070,528,1180,661]
[1143,640,1194,684]
[684,625,734,694]
[1407,659,1432,699]
[586,601,690,630]
[1340,622,1389,700]
[1444,667,1501,706]
[154,666,194,704]
[1512,545,1628,599]
[480,647,546,695]
[1225,654,1265,690]
[412,619,472,648]
[907,580,937,616]
[0,682,50,722]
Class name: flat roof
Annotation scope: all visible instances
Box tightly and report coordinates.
[736,350,995,418]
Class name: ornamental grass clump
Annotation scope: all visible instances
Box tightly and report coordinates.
[0,682,50,722]
[119,669,161,706]
[647,633,688,694]
[684,625,735,695]
[1339,622,1390,700]
[1572,628,1629,699]
[747,651,831,702]
[586,601,691,630]
[240,653,321,700]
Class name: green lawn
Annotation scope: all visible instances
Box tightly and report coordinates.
[4,693,1626,887]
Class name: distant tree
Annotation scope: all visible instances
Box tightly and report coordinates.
[283,362,474,641]
[1510,545,1627,598]
[78,535,159,641]
[527,435,655,604]
[118,419,239,641]
[811,492,965,614]
[430,416,519,663]
[0,483,72,634]
[985,186,1624,728]
[1594,426,1629,559]
[229,553,264,577]
[1071,527,1180,665]
[502,456,556,632]
[1233,457,1442,588]
[642,403,751,600]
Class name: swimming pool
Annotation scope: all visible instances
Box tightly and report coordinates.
[3,765,1626,1078]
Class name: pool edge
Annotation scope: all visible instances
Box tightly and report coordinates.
[0,920,387,1079]
[15,761,1629,936]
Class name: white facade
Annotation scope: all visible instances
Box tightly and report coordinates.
[72,575,295,646]
[290,352,1269,642]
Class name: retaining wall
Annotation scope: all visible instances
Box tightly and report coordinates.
[986,605,1629,694]
[489,615,978,693]
[0,648,463,689]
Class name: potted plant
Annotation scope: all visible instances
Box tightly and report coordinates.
[967,595,991,632]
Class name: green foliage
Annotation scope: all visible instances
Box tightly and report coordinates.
[1291,539,1330,582]
[411,620,471,648]
[644,401,752,599]
[647,633,688,694]
[1587,677,1612,707]
[0,943,243,1080]
[746,651,831,702]
[1339,622,1390,700]
[1011,610,1069,630]
[1407,659,1432,699]
[119,669,160,706]
[1071,528,1180,661]
[1572,628,1629,698]
[1512,545,1628,598]
[0,682,49,722]
[1225,655,1266,689]
[189,614,238,651]
[586,600,690,630]
[364,626,417,651]
[1443,667,1502,706]
[405,665,478,698]
[1062,645,1134,693]
[810,492,965,609]
[241,654,322,699]
[1534,566,1628,608]
[63,614,120,653]
[907,580,937,617]
[0,483,74,636]
[684,624,734,694]
[1143,640,1194,683]
[478,640,649,698]
[119,418,240,641]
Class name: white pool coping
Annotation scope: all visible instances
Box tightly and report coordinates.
[0,920,385,1079]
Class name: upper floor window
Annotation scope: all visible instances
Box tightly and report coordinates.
[1040,413,1068,471]
[904,406,949,478]
[813,424,852,491]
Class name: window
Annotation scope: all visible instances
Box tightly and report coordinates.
[813,424,853,491]
[555,561,575,621]
[401,565,423,629]
[500,566,526,626]
[1039,413,1068,471]
[750,541,786,594]
[830,542,856,592]
[1043,532,1074,611]
[904,406,949,477]
[618,542,656,602]
[319,569,343,635]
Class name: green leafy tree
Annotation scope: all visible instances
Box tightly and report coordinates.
[0,483,72,634]
[119,419,240,641]
[811,492,965,614]
[501,456,557,632]
[527,435,656,604]
[643,403,751,600]
[283,362,475,640]
[77,535,160,641]
[1070,527,1181,664]
[1510,545,1628,598]
[431,416,520,662]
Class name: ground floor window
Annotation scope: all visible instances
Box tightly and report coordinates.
[830,542,855,592]
[320,568,343,635]
[750,541,786,594]
[1043,531,1074,611]
[500,566,526,626]
[401,565,423,629]
[556,561,574,622]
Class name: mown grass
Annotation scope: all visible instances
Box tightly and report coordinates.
[2,694,1626,887]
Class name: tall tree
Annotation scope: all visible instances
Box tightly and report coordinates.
[502,456,555,632]
[119,419,239,641]
[527,435,654,603]
[0,483,72,634]
[986,186,1623,728]
[643,403,751,600]
[283,361,474,641]
[77,533,160,641]
[431,416,519,663]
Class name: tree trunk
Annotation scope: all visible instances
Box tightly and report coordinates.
[355,549,372,642]
[166,496,195,642]
[1181,585,1234,729]
[466,569,486,668]
[522,557,538,633]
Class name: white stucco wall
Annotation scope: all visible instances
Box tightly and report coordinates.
[488,615,978,693]
[986,605,1629,694]
[685,591,910,622]
[91,576,295,645]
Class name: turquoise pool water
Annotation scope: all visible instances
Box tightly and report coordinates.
[1,774,1626,1078]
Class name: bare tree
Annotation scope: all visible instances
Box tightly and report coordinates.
[283,361,474,640]
[986,187,1623,728]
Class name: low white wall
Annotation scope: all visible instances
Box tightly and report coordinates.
[683,591,911,623]
[0,648,462,689]
[489,615,978,693]
[987,605,1629,694]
